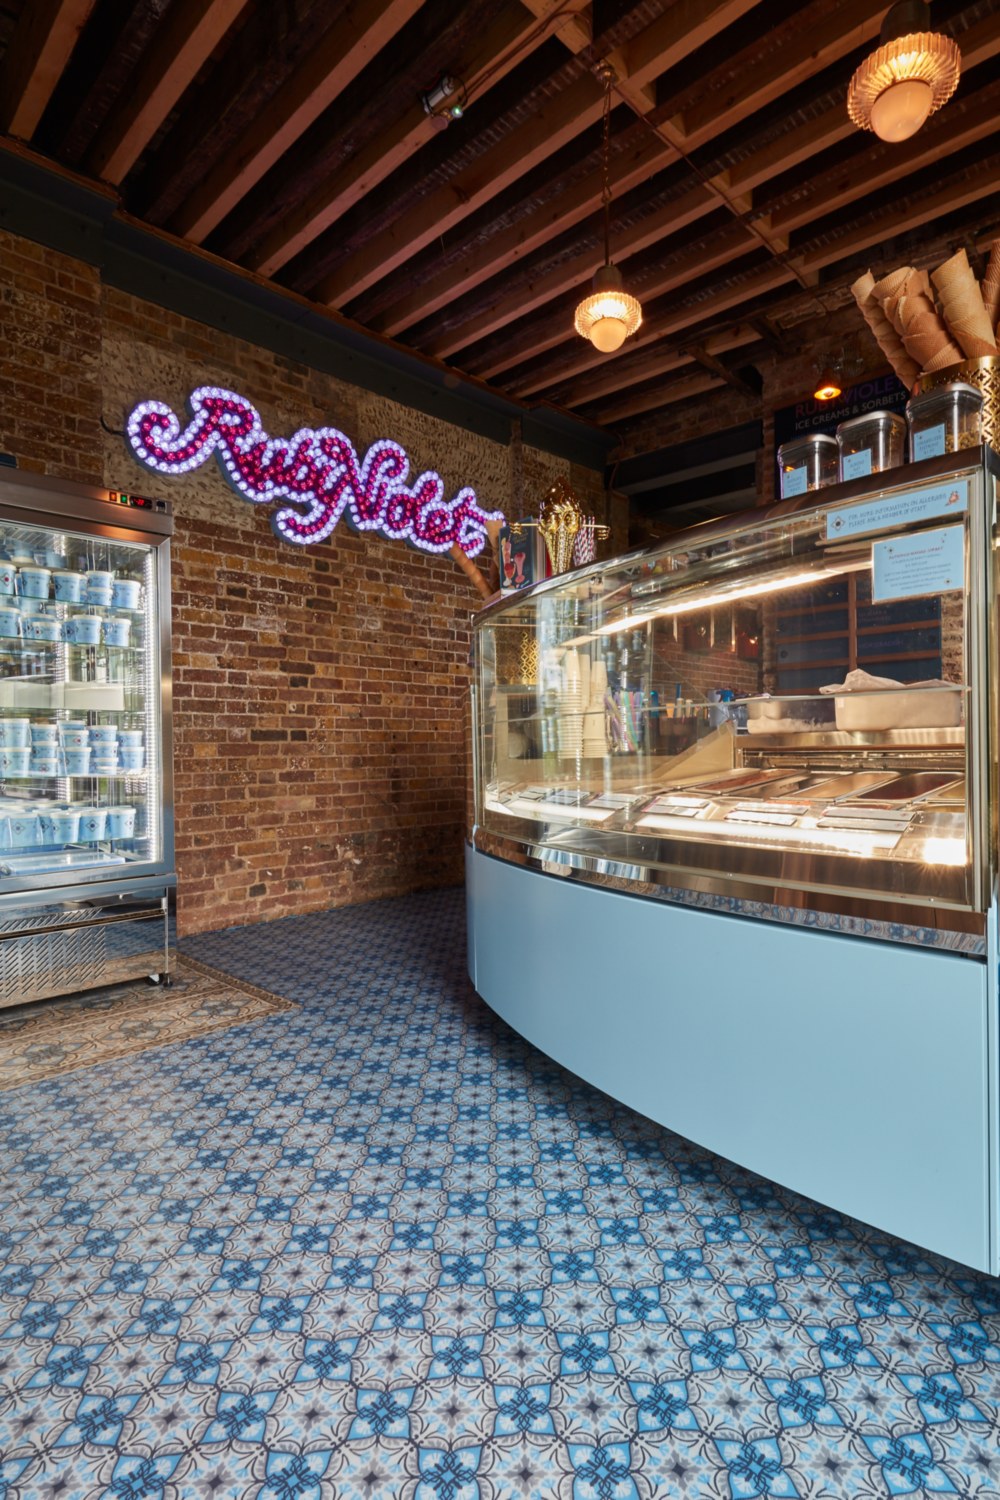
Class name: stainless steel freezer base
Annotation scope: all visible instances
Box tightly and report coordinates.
[0,877,174,1006]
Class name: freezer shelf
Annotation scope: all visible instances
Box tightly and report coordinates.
[0,851,127,875]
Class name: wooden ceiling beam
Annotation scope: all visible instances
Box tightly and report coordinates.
[793,161,1000,275]
[326,0,759,315]
[668,0,884,153]
[172,0,424,243]
[312,71,607,308]
[371,130,674,338]
[465,220,762,380]
[502,261,792,392]
[0,0,97,138]
[86,0,252,184]
[555,325,762,405]
[765,80,1000,238]
[418,181,721,359]
[683,342,760,399]
[716,6,1000,203]
[593,370,725,423]
[246,4,545,279]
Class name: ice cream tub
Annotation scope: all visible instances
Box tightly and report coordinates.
[39,808,80,844]
[77,806,108,840]
[111,580,142,610]
[105,805,136,839]
[0,747,30,776]
[53,570,87,603]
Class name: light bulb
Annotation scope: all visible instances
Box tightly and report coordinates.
[589,317,628,352]
[869,76,934,141]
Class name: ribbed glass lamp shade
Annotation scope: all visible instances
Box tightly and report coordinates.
[574,264,642,351]
[847,30,960,141]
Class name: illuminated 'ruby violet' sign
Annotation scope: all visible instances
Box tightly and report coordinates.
[126,385,504,557]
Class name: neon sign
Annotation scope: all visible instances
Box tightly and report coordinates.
[125,385,504,556]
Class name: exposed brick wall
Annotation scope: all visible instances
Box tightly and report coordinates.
[0,228,608,936]
[0,232,103,482]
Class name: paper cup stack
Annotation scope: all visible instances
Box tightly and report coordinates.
[557,649,583,759]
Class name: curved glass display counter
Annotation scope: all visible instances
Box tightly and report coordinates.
[467,450,1000,1272]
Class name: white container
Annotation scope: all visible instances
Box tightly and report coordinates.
[53,570,87,603]
[0,719,30,748]
[777,434,838,498]
[834,687,964,732]
[836,411,906,481]
[18,566,51,599]
[0,747,31,776]
[106,805,136,839]
[744,696,836,734]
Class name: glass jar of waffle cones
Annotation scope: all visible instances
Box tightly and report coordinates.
[906,379,984,459]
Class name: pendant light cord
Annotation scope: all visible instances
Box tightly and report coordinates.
[600,62,612,268]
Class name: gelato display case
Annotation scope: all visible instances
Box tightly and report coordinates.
[467,450,1000,1272]
[0,469,174,1004]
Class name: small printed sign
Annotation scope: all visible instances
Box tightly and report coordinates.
[783,465,808,496]
[841,449,872,480]
[912,425,946,460]
[872,524,964,602]
[826,479,968,540]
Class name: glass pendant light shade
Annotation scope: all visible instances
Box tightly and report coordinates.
[847,21,960,142]
[572,64,642,353]
[574,264,642,351]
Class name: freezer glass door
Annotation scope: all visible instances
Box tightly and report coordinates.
[0,520,165,887]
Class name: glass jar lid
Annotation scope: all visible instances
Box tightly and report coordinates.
[906,381,983,418]
[836,410,906,436]
[777,433,838,454]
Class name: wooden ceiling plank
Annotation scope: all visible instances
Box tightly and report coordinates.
[173,0,424,243]
[556,325,761,405]
[622,0,761,87]
[519,0,593,56]
[594,370,724,423]
[0,0,97,138]
[87,0,253,184]
[372,132,673,338]
[699,8,1000,216]
[684,341,759,397]
[314,71,607,307]
[767,77,1000,235]
[497,262,791,390]
[794,169,1000,275]
[673,0,883,152]
[247,3,543,279]
[418,180,719,358]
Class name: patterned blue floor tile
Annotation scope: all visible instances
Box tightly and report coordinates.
[1,886,999,1497]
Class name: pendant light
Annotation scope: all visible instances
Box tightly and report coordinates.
[813,368,842,401]
[847,0,960,143]
[574,64,642,353]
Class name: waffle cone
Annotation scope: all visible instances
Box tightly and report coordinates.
[941,322,996,358]
[983,238,1000,288]
[922,344,965,373]
[939,288,996,356]
[900,304,962,370]
[852,271,920,386]
[872,266,913,303]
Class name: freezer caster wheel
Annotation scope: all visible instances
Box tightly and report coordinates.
[147,972,174,987]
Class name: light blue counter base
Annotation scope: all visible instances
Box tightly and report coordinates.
[466,847,993,1273]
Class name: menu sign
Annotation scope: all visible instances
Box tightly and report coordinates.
[872,525,964,602]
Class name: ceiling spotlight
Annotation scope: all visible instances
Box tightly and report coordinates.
[420,75,467,124]
[847,0,960,143]
[813,368,843,401]
[574,64,642,353]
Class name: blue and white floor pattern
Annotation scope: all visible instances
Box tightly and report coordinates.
[1,885,999,1499]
